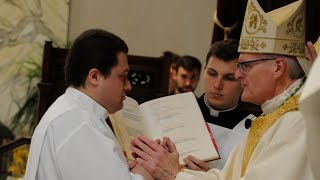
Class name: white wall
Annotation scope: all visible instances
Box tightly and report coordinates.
[68,0,217,96]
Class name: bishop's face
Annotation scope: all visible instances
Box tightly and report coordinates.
[235,53,276,105]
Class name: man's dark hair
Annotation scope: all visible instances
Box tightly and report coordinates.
[65,29,128,87]
[162,51,180,70]
[175,55,202,73]
[205,39,239,66]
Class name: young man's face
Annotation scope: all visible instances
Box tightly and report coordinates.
[204,56,242,110]
[98,52,132,114]
[173,67,200,94]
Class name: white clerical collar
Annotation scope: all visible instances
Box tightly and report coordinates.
[261,77,305,115]
[204,94,238,117]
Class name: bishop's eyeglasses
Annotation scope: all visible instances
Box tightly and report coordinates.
[237,58,275,73]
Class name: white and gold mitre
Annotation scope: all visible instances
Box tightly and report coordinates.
[238,0,305,57]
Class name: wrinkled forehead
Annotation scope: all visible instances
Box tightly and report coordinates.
[238,53,263,62]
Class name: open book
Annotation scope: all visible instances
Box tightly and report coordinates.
[109,92,219,165]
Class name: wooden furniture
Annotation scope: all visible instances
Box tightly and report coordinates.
[0,137,31,155]
[37,42,69,123]
[126,55,171,104]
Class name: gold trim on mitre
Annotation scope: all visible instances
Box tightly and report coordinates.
[238,0,305,57]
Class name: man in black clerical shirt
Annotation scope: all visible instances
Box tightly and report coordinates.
[184,39,256,170]
[198,39,250,128]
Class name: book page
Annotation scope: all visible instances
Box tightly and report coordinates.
[109,96,152,160]
[140,92,219,165]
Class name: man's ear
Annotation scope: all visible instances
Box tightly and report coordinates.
[274,58,286,78]
[172,70,177,80]
[87,68,100,86]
